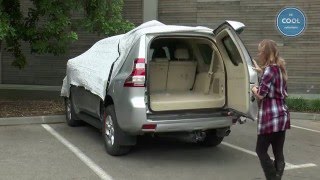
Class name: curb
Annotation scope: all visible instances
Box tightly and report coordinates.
[291,112,320,121]
[0,115,65,126]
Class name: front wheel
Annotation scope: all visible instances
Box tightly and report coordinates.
[198,130,224,147]
[102,105,131,156]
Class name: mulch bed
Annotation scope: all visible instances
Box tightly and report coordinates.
[0,99,65,118]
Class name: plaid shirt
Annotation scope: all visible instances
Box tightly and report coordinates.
[257,65,291,134]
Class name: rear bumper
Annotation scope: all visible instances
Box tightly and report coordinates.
[113,87,232,134]
[147,116,232,133]
[118,108,232,134]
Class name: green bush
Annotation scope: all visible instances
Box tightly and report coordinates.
[309,99,320,112]
[286,98,320,113]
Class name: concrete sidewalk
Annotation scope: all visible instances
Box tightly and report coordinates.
[290,112,320,121]
[0,115,65,126]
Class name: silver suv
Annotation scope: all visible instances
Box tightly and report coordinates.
[63,21,258,156]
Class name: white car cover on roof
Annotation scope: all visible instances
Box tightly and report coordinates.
[61,20,213,100]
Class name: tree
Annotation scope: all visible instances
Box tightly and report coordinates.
[0,0,134,69]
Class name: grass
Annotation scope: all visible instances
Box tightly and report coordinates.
[287,98,320,113]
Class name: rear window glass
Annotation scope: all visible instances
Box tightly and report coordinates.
[222,36,242,66]
[198,44,212,65]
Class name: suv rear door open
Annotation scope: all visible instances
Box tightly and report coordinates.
[213,21,258,120]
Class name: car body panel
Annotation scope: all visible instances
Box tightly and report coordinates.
[70,86,101,128]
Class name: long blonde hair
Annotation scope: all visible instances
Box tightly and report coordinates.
[258,39,288,81]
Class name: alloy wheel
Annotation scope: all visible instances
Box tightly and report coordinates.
[66,99,72,120]
[105,115,115,146]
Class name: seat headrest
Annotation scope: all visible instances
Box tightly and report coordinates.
[152,48,167,59]
[174,48,189,60]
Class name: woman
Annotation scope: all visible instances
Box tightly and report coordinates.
[251,39,291,180]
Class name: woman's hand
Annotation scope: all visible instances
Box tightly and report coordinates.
[251,85,258,94]
[252,59,262,74]
[251,85,263,100]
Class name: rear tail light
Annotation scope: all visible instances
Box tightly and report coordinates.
[124,58,145,87]
[142,124,157,131]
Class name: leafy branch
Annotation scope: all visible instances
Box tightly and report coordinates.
[0,0,134,69]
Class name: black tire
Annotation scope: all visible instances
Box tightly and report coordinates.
[64,97,81,127]
[102,105,131,156]
[198,130,224,147]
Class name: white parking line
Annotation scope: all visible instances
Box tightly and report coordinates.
[285,163,318,170]
[291,125,320,133]
[221,142,317,170]
[42,124,113,180]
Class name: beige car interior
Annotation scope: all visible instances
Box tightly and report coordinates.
[149,38,226,111]
[215,29,249,113]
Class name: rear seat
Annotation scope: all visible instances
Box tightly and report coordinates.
[149,58,169,92]
[149,48,169,92]
[167,48,197,91]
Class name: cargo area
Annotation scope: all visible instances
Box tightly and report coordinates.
[148,37,226,111]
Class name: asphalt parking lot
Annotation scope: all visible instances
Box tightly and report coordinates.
[0,119,319,180]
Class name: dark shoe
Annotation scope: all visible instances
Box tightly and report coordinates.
[274,161,285,180]
[261,159,277,180]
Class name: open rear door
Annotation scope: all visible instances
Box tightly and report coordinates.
[213,21,258,120]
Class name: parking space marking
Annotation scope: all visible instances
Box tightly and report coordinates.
[221,142,317,170]
[291,125,320,133]
[285,163,318,170]
[42,124,113,180]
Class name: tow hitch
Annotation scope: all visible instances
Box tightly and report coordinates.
[193,131,206,142]
[224,110,248,124]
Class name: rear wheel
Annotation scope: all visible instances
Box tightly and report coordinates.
[198,130,223,147]
[102,105,131,156]
[64,97,81,127]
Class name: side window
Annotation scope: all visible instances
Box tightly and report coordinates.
[222,36,242,66]
[198,44,212,65]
